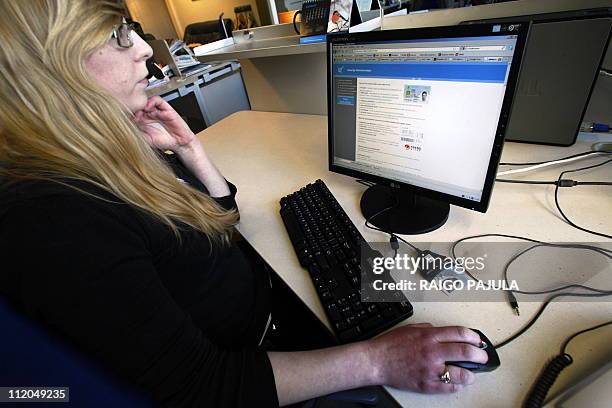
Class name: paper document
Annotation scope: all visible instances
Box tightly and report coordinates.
[193,38,235,56]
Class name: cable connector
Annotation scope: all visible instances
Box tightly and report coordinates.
[389,235,399,251]
[581,121,611,132]
[557,179,578,187]
[507,291,520,316]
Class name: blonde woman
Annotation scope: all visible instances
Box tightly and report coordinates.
[0,1,487,407]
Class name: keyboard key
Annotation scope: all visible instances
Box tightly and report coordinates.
[314,251,330,269]
[308,264,321,275]
[397,301,413,314]
[304,253,315,266]
[366,304,378,314]
[335,250,346,261]
[326,303,342,322]
[338,326,362,342]
[362,314,384,331]
[346,315,358,327]
[382,307,396,319]
[325,249,338,266]
[335,321,348,331]
[356,310,368,321]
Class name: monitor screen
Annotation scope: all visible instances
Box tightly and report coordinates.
[328,26,524,209]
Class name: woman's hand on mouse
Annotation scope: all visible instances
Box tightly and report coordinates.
[366,323,488,393]
[134,96,196,154]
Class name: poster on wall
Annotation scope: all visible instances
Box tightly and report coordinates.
[327,0,352,32]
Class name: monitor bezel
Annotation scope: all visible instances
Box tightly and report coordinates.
[327,23,528,213]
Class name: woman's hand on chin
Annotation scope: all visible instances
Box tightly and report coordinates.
[134,95,196,154]
[134,96,229,196]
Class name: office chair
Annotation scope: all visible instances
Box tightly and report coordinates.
[0,299,156,408]
[1,296,384,407]
[183,19,233,45]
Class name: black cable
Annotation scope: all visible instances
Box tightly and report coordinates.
[451,233,544,282]
[554,158,612,239]
[578,181,612,186]
[523,353,573,408]
[496,292,611,350]
[496,156,612,238]
[450,234,612,348]
[561,320,612,354]
[496,298,553,349]
[359,181,422,254]
[392,234,422,255]
[499,150,610,166]
[496,179,557,185]
[499,243,612,343]
[504,244,612,296]
[523,320,612,408]
[496,178,612,186]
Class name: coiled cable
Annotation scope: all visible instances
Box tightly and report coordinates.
[523,354,573,408]
[522,320,612,408]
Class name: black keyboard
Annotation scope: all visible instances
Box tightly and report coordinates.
[280,179,413,343]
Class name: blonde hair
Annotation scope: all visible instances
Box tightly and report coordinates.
[0,0,238,244]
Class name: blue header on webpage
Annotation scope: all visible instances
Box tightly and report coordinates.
[339,35,516,46]
[333,62,508,83]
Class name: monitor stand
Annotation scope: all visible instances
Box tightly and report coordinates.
[360,184,450,235]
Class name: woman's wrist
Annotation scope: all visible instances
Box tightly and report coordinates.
[173,139,231,197]
[174,139,213,177]
[361,339,386,386]
[173,137,202,161]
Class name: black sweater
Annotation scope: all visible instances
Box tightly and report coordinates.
[0,154,279,407]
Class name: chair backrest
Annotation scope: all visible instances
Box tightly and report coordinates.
[0,299,156,407]
[183,19,233,45]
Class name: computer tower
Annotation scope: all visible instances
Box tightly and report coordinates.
[464,8,612,146]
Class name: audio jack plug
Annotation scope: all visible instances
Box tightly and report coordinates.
[507,291,520,316]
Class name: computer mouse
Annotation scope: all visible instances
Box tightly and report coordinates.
[446,329,500,372]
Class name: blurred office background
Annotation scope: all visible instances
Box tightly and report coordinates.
[123,0,519,41]
[123,0,611,125]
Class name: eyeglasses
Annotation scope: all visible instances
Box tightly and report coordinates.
[111,17,134,48]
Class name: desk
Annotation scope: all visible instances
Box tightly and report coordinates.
[195,35,325,61]
[195,24,328,115]
[146,62,249,130]
[198,111,612,407]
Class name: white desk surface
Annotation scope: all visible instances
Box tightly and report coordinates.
[195,36,325,63]
[198,110,612,408]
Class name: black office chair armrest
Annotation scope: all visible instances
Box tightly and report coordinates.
[325,386,379,405]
